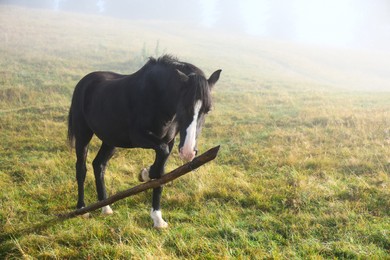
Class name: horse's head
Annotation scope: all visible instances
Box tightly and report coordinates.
[176,69,221,161]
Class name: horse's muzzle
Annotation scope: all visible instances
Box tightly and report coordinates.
[179,147,197,162]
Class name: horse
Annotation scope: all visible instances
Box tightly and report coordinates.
[67,55,221,228]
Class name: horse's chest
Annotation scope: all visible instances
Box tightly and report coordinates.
[151,120,178,143]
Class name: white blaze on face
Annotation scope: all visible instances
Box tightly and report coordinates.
[180,100,202,161]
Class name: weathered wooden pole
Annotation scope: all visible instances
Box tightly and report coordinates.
[58,145,220,220]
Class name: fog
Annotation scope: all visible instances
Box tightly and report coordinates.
[2,0,390,91]
[3,0,390,51]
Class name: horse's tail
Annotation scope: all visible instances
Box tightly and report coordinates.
[67,107,75,148]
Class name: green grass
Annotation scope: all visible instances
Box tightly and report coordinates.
[1,5,390,259]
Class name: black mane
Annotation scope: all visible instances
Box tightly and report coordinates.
[147,55,212,111]
[185,73,212,113]
[149,55,206,77]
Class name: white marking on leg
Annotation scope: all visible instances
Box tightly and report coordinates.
[79,207,90,218]
[139,167,151,182]
[180,100,202,161]
[150,209,168,229]
[102,205,113,215]
[81,212,90,218]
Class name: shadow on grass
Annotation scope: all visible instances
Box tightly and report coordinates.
[0,217,60,257]
[0,212,80,257]
[0,217,61,241]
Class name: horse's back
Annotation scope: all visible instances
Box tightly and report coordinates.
[71,71,126,106]
[70,71,138,146]
[74,71,124,94]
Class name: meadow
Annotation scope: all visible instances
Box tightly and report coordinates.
[0,5,389,259]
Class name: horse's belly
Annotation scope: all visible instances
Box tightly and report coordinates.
[89,119,133,148]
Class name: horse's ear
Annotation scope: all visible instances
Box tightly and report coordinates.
[208,69,222,89]
[176,69,189,83]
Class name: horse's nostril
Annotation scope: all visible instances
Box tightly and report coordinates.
[194,149,198,156]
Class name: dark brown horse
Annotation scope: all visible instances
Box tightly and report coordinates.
[68,55,221,228]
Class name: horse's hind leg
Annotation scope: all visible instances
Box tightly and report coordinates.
[75,132,93,210]
[92,142,116,215]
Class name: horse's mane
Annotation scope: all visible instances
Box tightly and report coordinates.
[144,55,212,111]
[148,55,205,77]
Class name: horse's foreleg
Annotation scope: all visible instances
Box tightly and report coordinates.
[148,141,174,228]
[92,143,116,215]
[139,141,173,181]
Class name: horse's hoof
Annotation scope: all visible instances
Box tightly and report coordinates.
[77,207,91,218]
[139,167,151,182]
[151,209,168,229]
[102,205,113,215]
[80,212,90,218]
[154,221,168,229]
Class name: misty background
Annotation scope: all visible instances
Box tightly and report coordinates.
[2,0,390,51]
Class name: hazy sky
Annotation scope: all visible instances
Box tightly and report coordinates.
[3,0,390,50]
[200,0,390,50]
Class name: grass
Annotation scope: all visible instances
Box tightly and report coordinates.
[1,5,390,259]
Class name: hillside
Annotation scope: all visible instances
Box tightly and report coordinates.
[0,5,389,259]
[1,5,390,98]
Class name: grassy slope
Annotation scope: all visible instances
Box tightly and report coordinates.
[1,5,389,259]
